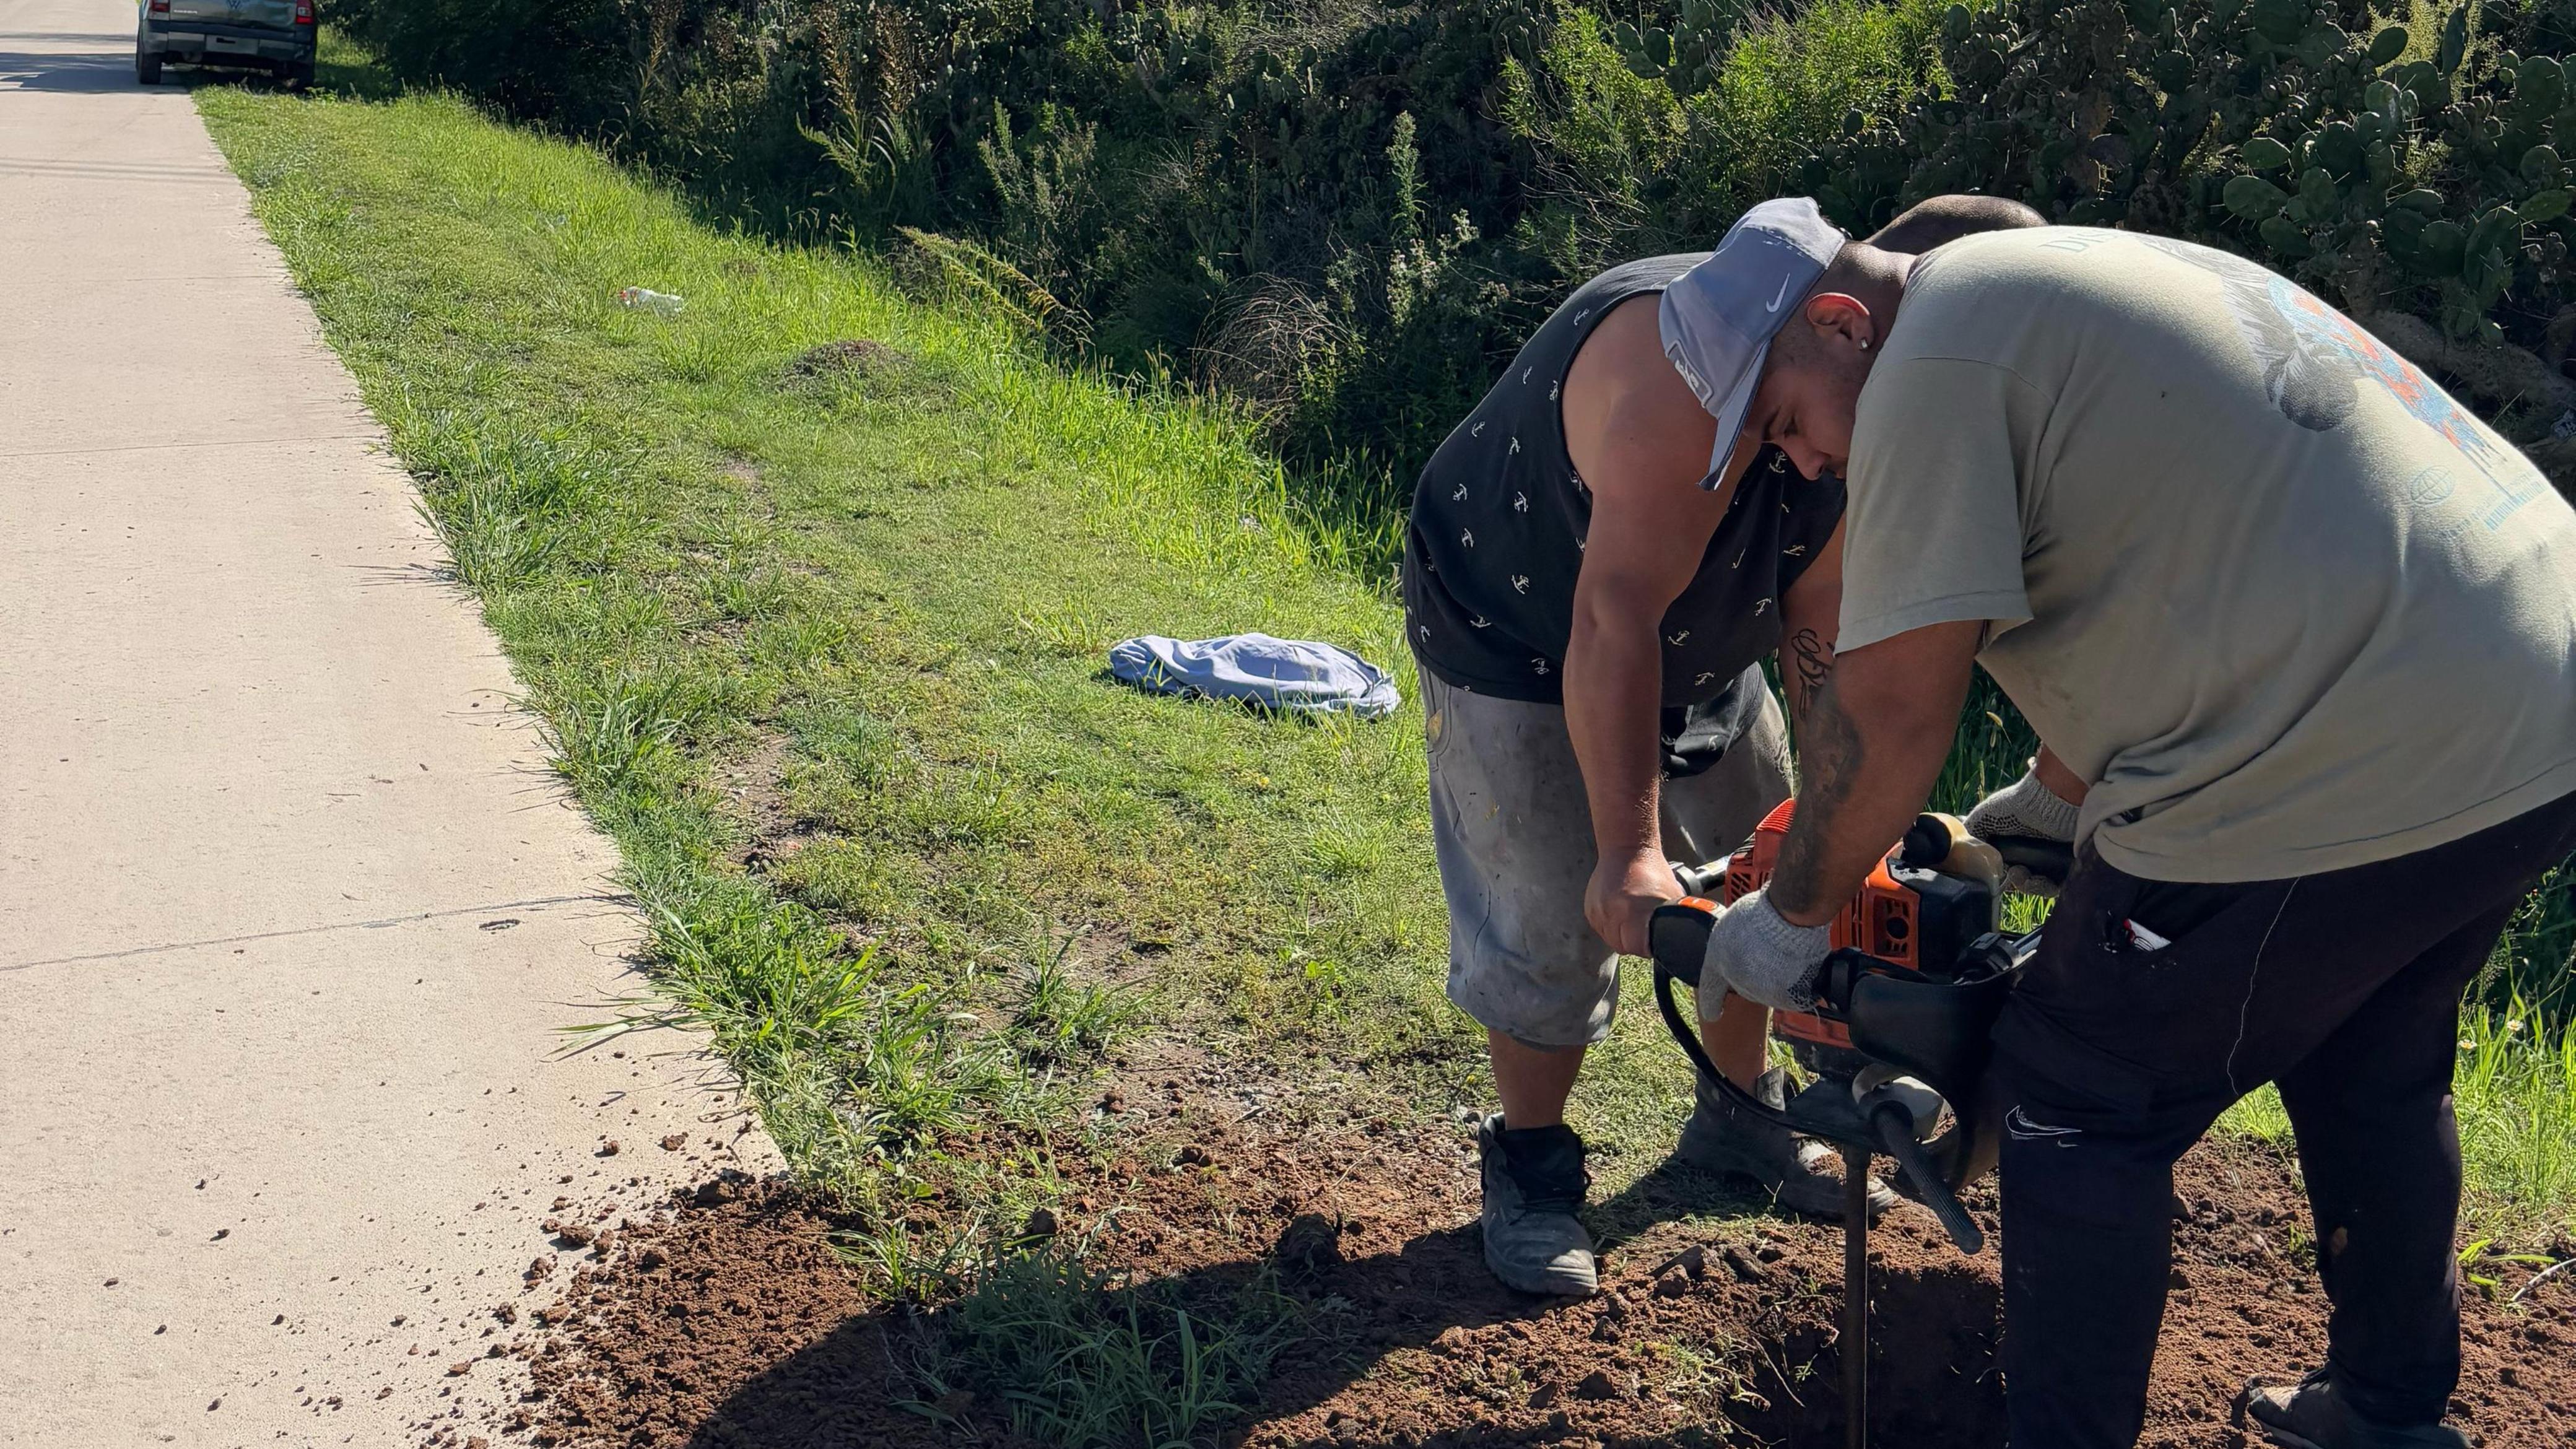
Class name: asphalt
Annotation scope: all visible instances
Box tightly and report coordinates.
[0,6,773,1444]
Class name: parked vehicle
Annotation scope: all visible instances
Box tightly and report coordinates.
[135,0,315,87]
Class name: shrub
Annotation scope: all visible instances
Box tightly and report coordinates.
[1500,0,1955,271]
[337,0,2576,499]
[1803,0,2576,479]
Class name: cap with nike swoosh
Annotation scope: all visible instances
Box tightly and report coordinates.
[1656,197,1848,487]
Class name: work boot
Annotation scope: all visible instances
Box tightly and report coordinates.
[1476,1113,1597,1296]
[1677,1066,1897,1221]
[2240,1369,2471,1449]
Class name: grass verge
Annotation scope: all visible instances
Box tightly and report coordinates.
[198,32,2572,1328]
[194,36,1741,1219]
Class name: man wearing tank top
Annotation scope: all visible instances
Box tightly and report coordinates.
[1399,195,2054,1297]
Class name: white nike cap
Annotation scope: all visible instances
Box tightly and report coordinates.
[1657,198,1848,486]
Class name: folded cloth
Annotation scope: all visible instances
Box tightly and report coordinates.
[1107,633,1401,719]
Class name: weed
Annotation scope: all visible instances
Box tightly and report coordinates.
[910,1241,1313,1449]
[703,566,794,625]
[836,1211,989,1303]
[1014,604,1116,656]
[836,979,1009,1154]
[535,671,720,791]
[1302,811,1393,882]
[1645,1328,1764,1417]
[750,614,850,675]
[420,484,566,593]
[1012,938,1138,1067]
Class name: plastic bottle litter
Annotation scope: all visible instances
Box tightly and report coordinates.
[617,287,685,316]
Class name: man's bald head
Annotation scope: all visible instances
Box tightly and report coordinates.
[1739,197,2043,479]
[1866,194,2046,256]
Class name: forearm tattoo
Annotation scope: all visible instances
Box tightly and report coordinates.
[1772,677,1864,921]
[1786,627,1833,721]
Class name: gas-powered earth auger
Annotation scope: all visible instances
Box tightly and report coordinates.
[1649,801,2071,1449]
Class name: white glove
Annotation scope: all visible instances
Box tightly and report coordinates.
[1966,762,2081,897]
[1702,886,1832,1012]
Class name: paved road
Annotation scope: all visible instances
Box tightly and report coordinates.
[0,6,770,1444]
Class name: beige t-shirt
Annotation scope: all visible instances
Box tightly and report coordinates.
[1840,227,2576,882]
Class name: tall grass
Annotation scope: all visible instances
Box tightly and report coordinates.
[2456,1001,2576,1241]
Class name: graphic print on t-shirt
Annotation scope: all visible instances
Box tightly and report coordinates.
[1840,225,2576,880]
[2139,237,2542,529]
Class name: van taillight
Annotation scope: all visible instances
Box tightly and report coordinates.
[294,0,315,21]
[148,0,169,12]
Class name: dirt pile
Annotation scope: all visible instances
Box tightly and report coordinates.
[782,339,910,381]
[477,1111,2575,1449]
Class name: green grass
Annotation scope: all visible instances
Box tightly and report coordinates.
[193,39,1720,1217]
[188,41,2576,1449]
[197,28,2574,1330]
[2222,990,2576,1246]
[903,1245,1320,1445]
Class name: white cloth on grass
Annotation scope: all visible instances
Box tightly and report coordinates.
[1108,633,1400,719]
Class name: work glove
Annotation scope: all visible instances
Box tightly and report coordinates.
[1965,762,2081,897]
[1701,886,1832,1012]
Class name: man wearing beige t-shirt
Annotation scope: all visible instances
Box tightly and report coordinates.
[1680,222,2576,1449]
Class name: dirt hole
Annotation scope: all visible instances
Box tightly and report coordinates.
[1729,1258,2004,1449]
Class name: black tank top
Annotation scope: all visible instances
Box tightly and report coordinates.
[1400,255,1844,751]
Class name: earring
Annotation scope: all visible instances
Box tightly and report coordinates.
[1859,338,1871,350]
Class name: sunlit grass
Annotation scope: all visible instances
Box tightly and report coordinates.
[191,57,1460,1219]
[196,39,2576,1250]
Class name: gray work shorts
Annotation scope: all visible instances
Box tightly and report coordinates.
[1422,669,1793,1050]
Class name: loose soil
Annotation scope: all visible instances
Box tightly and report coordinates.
[783,339,912,381]
[448,1069,2576,1449]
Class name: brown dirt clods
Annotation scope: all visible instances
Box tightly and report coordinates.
[469,1102,2575,1449]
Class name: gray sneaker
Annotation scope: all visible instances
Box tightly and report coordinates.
[1476,1113,1598,1296]
[2240,1370,2471,1449]
[1676,1066,1897,1221]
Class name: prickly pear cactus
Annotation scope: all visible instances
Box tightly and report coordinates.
[1805,0,2576,472]
[1610,0,1746,100]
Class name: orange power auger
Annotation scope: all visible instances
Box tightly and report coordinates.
[1650,801,2068,1449]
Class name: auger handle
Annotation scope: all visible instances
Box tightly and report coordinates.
[1868,1100,1985,1255]
[1988,834,2074,886]
[1648,899,1811,1139]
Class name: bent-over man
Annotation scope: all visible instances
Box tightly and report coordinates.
[1400,195,2045,1296]
[1688,209,2576,1448]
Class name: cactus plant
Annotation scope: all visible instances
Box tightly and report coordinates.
[1612,0,1751,98]
[1801,0,2576,477]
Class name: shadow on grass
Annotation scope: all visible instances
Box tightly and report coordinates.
[310,37,401,101]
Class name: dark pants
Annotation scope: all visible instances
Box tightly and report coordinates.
[1991,790,2576,1449]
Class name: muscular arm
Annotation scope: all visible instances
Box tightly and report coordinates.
[1775,523,1845,738]
[1782,526,2085,822]
[1768,620,1985,926]
[1560,296,1743,954]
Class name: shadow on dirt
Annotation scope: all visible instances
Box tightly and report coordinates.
[488,1108,2562,1449]
[580,1150,2006,1449]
